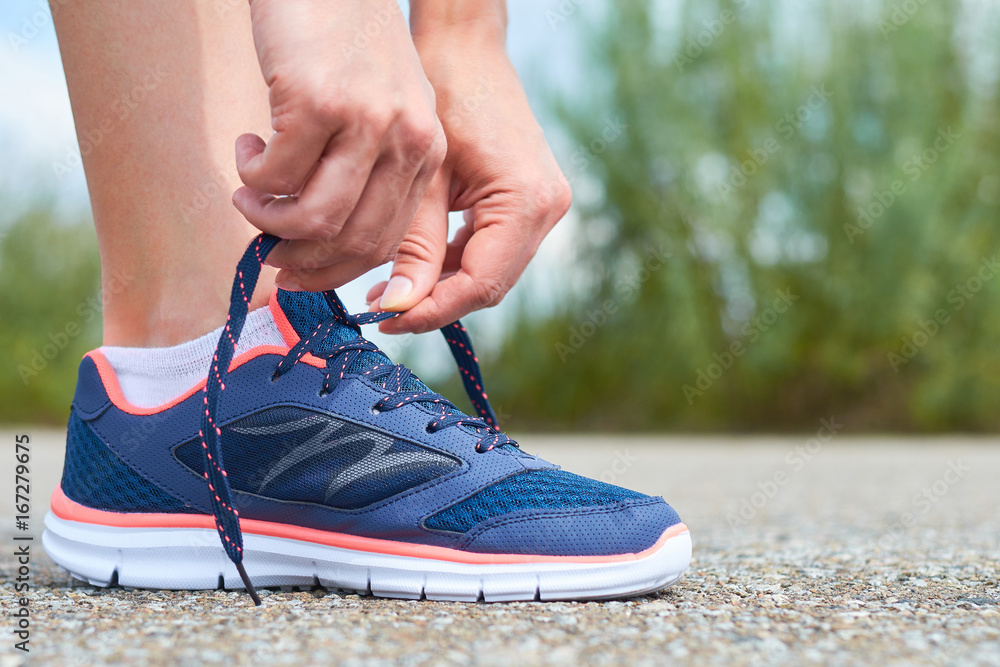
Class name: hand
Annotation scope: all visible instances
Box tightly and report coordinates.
[234,0,446,290]
[367,23,572,334]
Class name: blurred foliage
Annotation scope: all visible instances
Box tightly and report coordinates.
[4,0,1000,432]
[484,0,1000,432]
[0,208,101,423]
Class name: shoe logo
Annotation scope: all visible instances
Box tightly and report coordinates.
[231,414,456,502]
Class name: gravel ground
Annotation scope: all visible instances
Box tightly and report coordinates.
[1,429,998,666]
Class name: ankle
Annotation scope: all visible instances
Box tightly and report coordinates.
[100,302,286,408]
[101,266,277,347]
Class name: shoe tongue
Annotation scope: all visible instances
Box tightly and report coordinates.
[275,290,356,345]
[273,289,431,396]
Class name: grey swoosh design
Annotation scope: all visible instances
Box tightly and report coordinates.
[324,442,455,501]
[231,414,329,437]
[233,414,454,498]
[256,419,351,489]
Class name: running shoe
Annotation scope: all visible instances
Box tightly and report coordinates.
[43,234,691,603]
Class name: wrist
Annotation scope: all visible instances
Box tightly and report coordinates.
[409,1,507,50]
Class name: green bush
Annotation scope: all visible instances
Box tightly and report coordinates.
[484,0,1000,432]
[0,208,101,423]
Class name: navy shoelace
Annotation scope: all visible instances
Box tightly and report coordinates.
[201,233,515,605]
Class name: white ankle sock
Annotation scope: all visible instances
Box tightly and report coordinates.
[100,306,287,408]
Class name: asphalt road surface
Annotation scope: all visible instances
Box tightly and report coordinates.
[1,428,998,666]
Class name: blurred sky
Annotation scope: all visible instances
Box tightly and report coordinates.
[0,0,590,379]
[0,0,589,202]
[3,0,997,208]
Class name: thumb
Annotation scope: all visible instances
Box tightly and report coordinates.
[376,174,449,312]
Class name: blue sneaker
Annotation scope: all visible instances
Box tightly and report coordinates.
[44,235,690,603]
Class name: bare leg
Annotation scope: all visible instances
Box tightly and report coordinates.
[52,0,277,347]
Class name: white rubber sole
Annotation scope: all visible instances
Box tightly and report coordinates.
[43,512,691,602]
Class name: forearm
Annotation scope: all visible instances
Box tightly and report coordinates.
[409,0,507,46]
[374,1,569,332]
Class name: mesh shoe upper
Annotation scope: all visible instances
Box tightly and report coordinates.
[61,286,683,558]
[425,469,648,533]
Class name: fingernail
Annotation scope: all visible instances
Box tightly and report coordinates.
[379,276,413,310]
[275,277,303,292]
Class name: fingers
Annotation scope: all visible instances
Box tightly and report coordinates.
[375,173,450,312]
[378,180,572,334]
[366,269,458,306]
[321,143,433,273]
[257,125,444,290]
[233,127,379,241]
[377,218,527,334]
[273,258,380,292]
[280,172,448,295]
[442,218,475,274]
[235,126,332,196]
[265,165,416,289]
[259,159,404,269]
[366,280,388,305]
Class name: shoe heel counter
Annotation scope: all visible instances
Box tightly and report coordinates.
[60,354,114,505]
[60,409,92,501]
[60,409,105,507]
[72,354,113,420]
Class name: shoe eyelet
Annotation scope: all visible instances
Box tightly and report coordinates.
[270,373,280,383]
[425,424,435,434]
[318,389,329,398]
[370,404,382,415]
